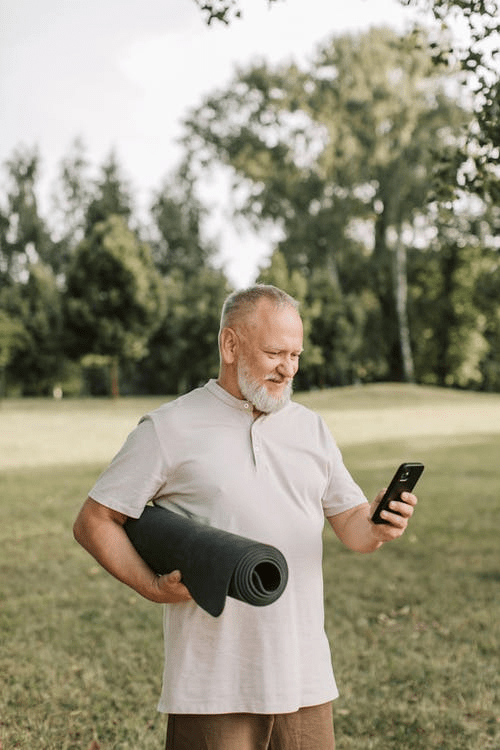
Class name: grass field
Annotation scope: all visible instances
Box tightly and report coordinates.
[1,384,499,749]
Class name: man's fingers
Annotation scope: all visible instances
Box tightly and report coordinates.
[390,492,417,518]
[166,569,182,584]
[155,570,192,603]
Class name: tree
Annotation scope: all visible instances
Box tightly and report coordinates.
[49,137,92,275]
[0,147,53,281]
[85,152,132,234]
[135,173,232,395]
[476,243,500,391]
[149,176,216,276]
[256,250,323,388]
[0,309,27,399]
[183,28,469,384]
[64,215,164,396]
[0,265,63,395]
[193,0,499,204]
[407,0,500,204]
[136,266,232,395]
[410,205,491,388]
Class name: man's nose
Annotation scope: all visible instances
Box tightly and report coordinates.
[278,357,297,378]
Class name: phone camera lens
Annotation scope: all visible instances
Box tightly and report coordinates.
[401,470,410,481]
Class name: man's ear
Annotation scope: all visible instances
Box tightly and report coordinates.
[219,327,239,365]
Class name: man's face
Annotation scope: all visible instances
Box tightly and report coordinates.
[235,300,303,414]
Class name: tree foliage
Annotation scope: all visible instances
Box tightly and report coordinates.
[150,179,216,276]
[414,0,500,204]
[85,153,133,234]
[0,265,63,395]
[193,0,500,203]
[192,0,281,24]
[410,204,492,388]
[64,215,165,395]
[136,265,231,395]
[0,17,498,396]
[183,27,478,384]
[0,308,28,398]
[0,147,52,281]
[49,137,92,275]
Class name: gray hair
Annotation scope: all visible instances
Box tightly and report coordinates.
[219,284,300,333]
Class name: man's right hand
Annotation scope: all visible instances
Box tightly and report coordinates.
[74,497,192,605]
[151,569,192,604]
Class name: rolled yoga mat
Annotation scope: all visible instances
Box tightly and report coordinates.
[124,505,289,617]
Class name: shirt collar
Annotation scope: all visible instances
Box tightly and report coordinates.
[205,379,253,413]
[204,379,292,418]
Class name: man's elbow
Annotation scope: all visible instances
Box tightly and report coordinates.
[73,499,94,548]
[73,512,86,547]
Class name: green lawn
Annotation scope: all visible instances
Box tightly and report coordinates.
[1,385,499,749]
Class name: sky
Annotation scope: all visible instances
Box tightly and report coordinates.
[1,0,426,286]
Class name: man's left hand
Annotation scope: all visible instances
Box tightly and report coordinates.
[368,490,418,541]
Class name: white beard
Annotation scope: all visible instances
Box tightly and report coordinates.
[237,360,293,413]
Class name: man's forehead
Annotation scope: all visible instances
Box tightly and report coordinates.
[242,301,303,342]
[247,298,301,325]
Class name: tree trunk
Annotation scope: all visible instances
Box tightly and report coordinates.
[392,232,415,383]
[110,356,120,398]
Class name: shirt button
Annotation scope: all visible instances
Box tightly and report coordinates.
[243,403,250,409]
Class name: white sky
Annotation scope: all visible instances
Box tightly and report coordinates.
[1,0,427,286]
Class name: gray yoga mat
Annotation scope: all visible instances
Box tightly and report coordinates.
[124,505,289,617]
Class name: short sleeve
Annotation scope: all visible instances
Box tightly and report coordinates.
[320,425,368,517]
[89,416,167,519]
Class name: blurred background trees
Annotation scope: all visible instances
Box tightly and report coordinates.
[183,27,498,390]
[0,23,498,397]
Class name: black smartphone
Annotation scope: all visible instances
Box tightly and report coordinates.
[371,462,424,525]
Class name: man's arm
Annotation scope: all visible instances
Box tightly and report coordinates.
[73,497,192,604]
[328,490,417,553]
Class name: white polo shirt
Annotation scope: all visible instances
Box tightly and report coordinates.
[89,379,367,714]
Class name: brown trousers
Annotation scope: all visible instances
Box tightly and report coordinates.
[165,701,335,750]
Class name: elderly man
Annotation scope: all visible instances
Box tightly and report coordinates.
[74,284,417,750]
